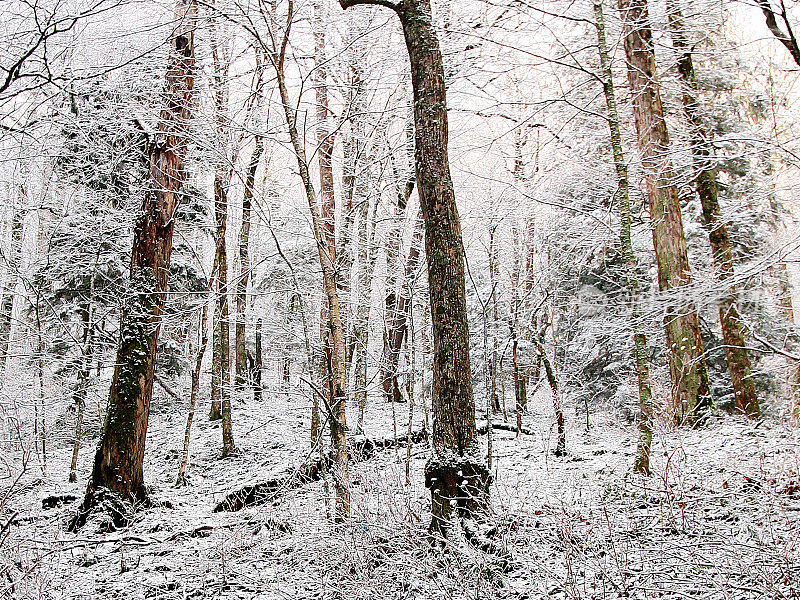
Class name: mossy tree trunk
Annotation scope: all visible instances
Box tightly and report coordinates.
[667,0,759,419]
[72,0,196,528]
[618,0,712,424]
[341,0,488,534]
[594,0,653,473]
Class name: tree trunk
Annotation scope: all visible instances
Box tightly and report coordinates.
[383,213,423,404]
[176,302,209,485]
[512,324,522,436]
[341,31,375,432]
[269,2,349,519]
[511,218,525,428]
[618,0,712,424]
[341,0,488,534]
[71,0,195,529]
[209,19,236,455]
[354,193,377,434]
[594,0,653,474]
[667,0,759,419]
[69,307,93,483]
[254,319,263,401]
[235,138,263,387]
[381,126,416,404]
[538,343,565,456]
[314,0,337,421]
[488,224,501,414]
[212,175,235,453]
[0,207,23,378]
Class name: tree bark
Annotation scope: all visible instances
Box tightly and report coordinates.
[618,0,712,424]
[71,0,196,529]
[757,0,800,66]
[341,0,488,534]
[594,0,653,473]
[488,223,501,414]
[667,0,759,419]
[314,0,338,431]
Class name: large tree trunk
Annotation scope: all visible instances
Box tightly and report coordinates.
[314,0,337,423]
[667,0,759,419]
[594,0,653,474]
[235,138,263,387]
[341,0,488,534]
[618,0,712,424]
[71,0,195,529]
[400,0,487,533]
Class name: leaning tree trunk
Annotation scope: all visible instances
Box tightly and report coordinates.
[538,341,565,456]
[618,0,712,424]
[594,0,654,473]
[341,0,488,535]
[235,138,263,387]
[667,0,759,419]
[71,0,196,529]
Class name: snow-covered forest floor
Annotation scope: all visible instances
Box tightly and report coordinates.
[2,375,799,599]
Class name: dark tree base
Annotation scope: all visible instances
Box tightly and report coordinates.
[68,486,149,533]
[209,401,221,421]
[425,454,490,536]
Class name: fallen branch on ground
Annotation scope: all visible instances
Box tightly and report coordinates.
[214,428,429,512]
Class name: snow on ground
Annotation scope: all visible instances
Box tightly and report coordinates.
[1,378,799,599]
